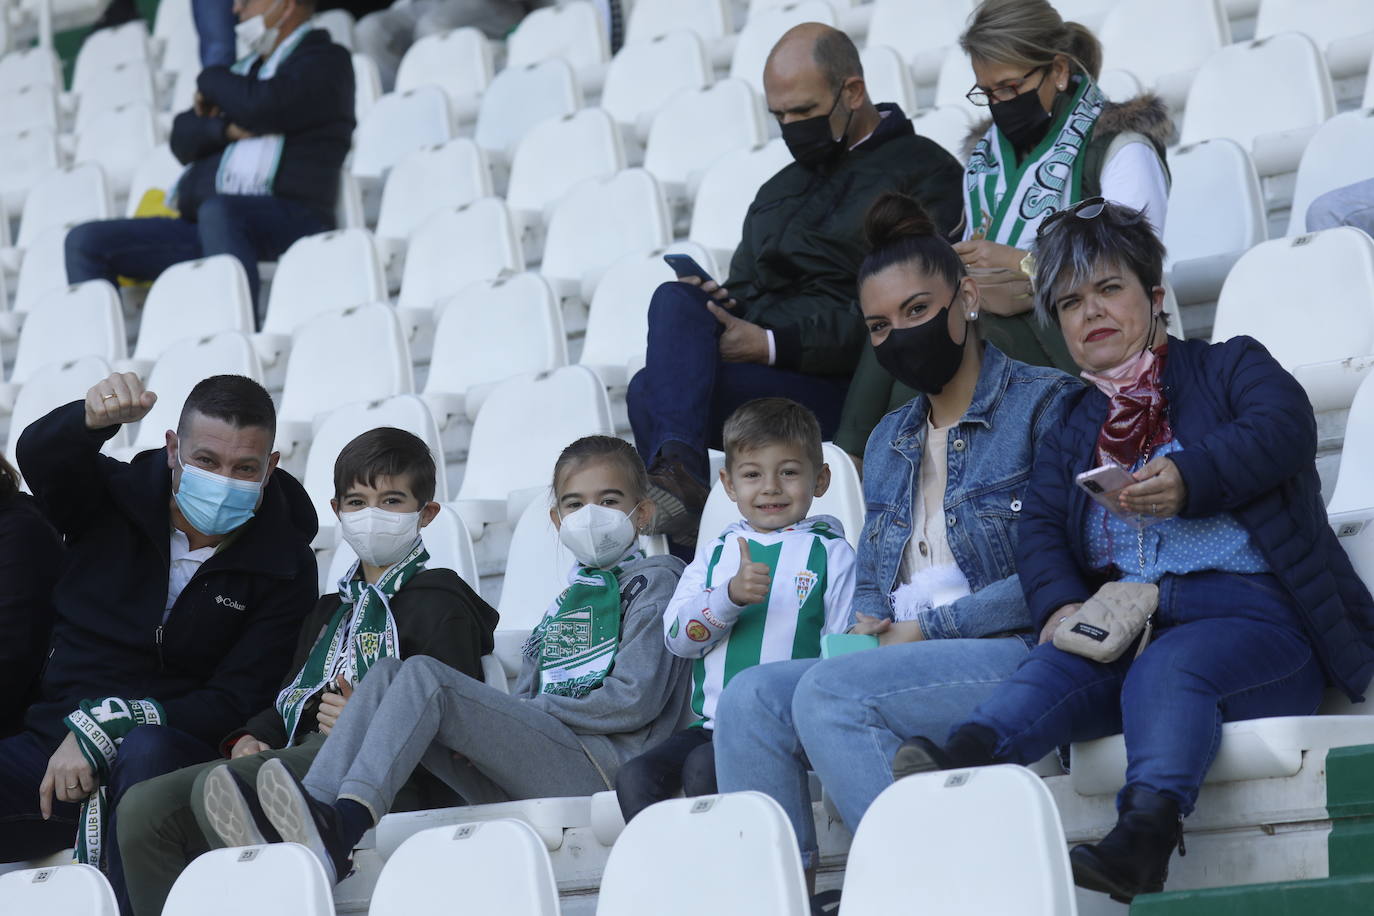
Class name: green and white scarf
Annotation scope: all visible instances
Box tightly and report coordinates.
[275,538,428,745]
[963,78,1107,248]
[64,697,166,869]
[521,552,640,698]
[214,26,310,196]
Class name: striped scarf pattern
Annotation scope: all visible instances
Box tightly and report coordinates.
[522,552,640,698]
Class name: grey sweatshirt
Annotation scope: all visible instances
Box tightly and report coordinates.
[513,554,690,779]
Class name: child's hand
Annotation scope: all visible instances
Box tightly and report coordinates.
[850,613,892,636]
[727,537,771,606]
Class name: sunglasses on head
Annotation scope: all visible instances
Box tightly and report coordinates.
[1036,196,1108,240]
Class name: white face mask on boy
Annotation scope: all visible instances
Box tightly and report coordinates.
[558,504,639,569]
[339,507,421,568]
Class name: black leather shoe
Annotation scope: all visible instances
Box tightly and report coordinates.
[256,758,356,884]
[646,458,709,545]
[202,764,283,848]
[1070,786,1185,903]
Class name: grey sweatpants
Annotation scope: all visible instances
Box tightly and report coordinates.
[302,655,612,819]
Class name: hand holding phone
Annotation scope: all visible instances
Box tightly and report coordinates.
[1076,462,1162,529]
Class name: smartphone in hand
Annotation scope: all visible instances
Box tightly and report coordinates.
[1075,462,1162,529]
[663,253,716,286]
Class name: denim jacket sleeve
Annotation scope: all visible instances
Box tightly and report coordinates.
[914,573,1032,640]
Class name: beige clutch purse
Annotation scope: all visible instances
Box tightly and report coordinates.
[1052,581,1159,663]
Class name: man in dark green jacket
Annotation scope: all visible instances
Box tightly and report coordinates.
[627,23,964,545]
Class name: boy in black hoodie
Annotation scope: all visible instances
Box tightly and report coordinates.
[115,427,498,916]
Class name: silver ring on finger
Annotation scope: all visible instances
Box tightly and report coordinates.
[102,393,118,401]
[65,783,79,789]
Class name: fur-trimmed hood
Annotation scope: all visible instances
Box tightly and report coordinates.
[961,92,1175,160]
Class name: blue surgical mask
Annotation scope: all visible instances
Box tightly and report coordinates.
[175,461,264,535]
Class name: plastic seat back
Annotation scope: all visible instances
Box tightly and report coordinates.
[625,0,730,46]
[279,304,414,427]
[1329,372,1374,516]
[17,162,112,249]
[1164,138,1266,264]
[508,108,625,219]
[162,844,333,916]
[7,355,114,464]
[506,0,608,79]
[867,0,972,82]
[541,169,671,302]
[474,58,581,160]
[376,139,493,243]
[601,30,712,134]
[1098,0,1229,93]
[396,199,523,313]
[689,139,790,261]
[644,80,764,191]
[134,256,255,363]
[395,28,493,120]
[351,86,455,180]
[11,281,125,385]
[0,863,118,915]
[262,229,387,336]
[130,332,265,451]
[1286,109,1374,236]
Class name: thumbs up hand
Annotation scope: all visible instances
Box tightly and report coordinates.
[727,537,772,607]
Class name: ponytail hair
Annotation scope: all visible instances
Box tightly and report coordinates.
[960,0,1103,81]
[858,192,967,292]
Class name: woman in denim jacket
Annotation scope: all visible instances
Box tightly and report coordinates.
[713,192,1076,896]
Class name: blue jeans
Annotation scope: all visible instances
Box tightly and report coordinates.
[192,0,237,68]
[1306,177,1374,235]
[0,725,217,915]
[64,195,328,328]
[626,282,850,482]
[714,637,1032,868]
[967,571,1326,814]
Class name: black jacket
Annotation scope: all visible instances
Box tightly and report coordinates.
[0,491,63,737]
[17,402,319,750]
[725,103,965,376]
[171,28,355,224]
[231,568,500,750]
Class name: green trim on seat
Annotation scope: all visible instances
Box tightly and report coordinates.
[1130,874,1374,914]
[1327,744,1374,878]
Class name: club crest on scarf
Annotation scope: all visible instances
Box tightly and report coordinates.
[523,552,642,698]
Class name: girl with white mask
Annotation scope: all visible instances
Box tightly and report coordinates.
[201,437,691,886]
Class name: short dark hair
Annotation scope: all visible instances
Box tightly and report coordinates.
[1032,201,1166,325]
[0,455,18,501]
[333,427,437,506]
[723,398,824,470]
[813,27,864,92]
[178,375,276,440]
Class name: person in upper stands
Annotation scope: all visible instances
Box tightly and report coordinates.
[629,23,964,548]
[712,193,1076,909]
[1307,177,1374,236]
[833,0,1172,468]
[0,372,317,912]
[64,0,355,326]
[890,200,1374,903]
[0,455,63,739]
[614,398,855,824]
[201,436,689,883]
[115,427,499,916]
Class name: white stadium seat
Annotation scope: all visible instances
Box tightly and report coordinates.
[1329,372,1374,518]
[71,20,149,95]
[351,86,455,181]
[128,256,255,373]
[625,0,731,47]
[474,59,582,163]
[423,272,567,431]
[601,30,713,143]
[302,393,449,549]
[73,57,157,131]
[126,332,264,454]
[597,792,809,916]
[933,47,981,119]
[73,101,159,197]
[860,44,917,114]
[328,503,479,595]
[0,863,118,915]
[352,53,383,124]
[1179,32,1335,177]
[13,162,111,250]
[258,228,387,372]
[12,226,77,319]
[123,143,184,217]
[0,126,61,218]
[8,280,123,382]
[369,820,559,916]
[541,168,672,312]
[644,80,765,201]
[1212,227,1374,412]
[580,243,720,390]
[1098,0,1229,106]
[507,108,625,252]
[1286,109,1374,237]
[866,0,973,84]
[506,0,609,90]
[730,1,840,95]
[7,355,117,465]
[0,83,59,134]
[376,139,493,246]
[153,0,198,76]
[689,138,791,267]
[1255,0,1374,79]
[312,8,355,49]
[842,767,1076,916]
[162,844,332,916]
[453,365,613,531]
[277,304,414,463]
[1164,139,1267,305]
[0,46,61,93]
[910,104,977,161]
[494,497,576,666]
[395,28,493,122]
[395,199,524,316]
[1050,0,1120,32]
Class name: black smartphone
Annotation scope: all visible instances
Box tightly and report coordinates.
[663,253,715,286]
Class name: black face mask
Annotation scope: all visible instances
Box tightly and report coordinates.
[989,84,1053,153]
[781,90,853,169]
[873,290,968,395]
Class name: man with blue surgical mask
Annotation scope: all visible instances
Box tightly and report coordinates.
[0,372,317,916]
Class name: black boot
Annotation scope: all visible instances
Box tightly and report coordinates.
[890,724,1000,781]
[1070,786,1185,903]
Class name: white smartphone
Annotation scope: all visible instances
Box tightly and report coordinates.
[1075,463,1161,529]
